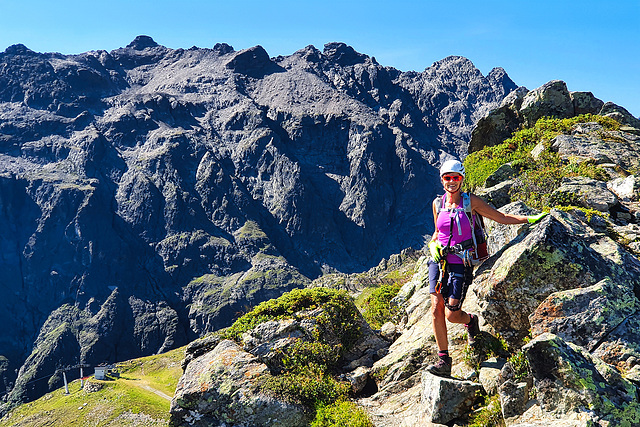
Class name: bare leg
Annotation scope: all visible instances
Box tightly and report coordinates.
[445,298,472,324]
[431,293,448,351]
[427,292,454,376]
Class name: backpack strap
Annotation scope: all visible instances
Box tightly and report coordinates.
[434,195,444,215]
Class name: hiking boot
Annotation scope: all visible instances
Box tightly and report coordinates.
[426,355,452,377]
[466,313,480,345]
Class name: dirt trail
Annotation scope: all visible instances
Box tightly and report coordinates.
[140,385,172,401]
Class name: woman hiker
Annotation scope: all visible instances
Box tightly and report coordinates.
[426,159,547,376]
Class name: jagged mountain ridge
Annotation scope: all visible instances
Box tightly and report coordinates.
[0,35,517,406]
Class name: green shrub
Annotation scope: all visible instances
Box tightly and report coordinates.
[463,139,534,191]
[261,364,351,407]
[362,283,402,329]
[221,288,361,350]
[468,393,505,427]
[508,147,564,209]
[280,340,341,373]
[508,349,530,383]
[311,400,375,427]
[464,114,620,192]
[221,288,364,413]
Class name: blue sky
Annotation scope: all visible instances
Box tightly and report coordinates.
[1,0,639,117]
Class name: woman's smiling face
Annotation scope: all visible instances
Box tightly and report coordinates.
[441,173,463,193]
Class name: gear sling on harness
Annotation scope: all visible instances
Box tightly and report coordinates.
[435,192,488,311]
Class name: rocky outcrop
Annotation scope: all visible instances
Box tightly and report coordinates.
[523,334,640,426]
[0,36,518,407]
[469,80,640,152]
[359,202,640,425]
[530,278,640,374]
[551,124,640,172]
[349,90,640,427]
[474,209,640,344]
[170,340,311,427]
[170,287,389,426]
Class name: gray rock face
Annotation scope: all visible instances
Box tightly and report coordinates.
[551,130,640,172]
[0,36,517,406]
[474,209,640,344]
[421,371,483,424]
[551,177,618,212]
[524,333,640,426]
[170,340,311,427]
[530,278,640,373]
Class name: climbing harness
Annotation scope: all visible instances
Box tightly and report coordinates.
[435,192,489,267]
[433,192,488,311]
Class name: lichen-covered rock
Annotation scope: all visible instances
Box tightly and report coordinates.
[608,175,640,202]
[570,91,604,116]
[169,340,310,427]
[524,333,640,426]
[529,277,640,370]
[421,371,483,424]
[551,177,617,212]
[551,129,640,172]
[474,209,640,344]
[519,80,574,126]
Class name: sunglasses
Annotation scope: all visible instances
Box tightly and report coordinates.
[442,175,463,182]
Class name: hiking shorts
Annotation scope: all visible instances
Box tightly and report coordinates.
[428,260,470,301]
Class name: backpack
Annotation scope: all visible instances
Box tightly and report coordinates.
[434,192,489,266]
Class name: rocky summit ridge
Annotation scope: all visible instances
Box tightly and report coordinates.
[0,34,637,415]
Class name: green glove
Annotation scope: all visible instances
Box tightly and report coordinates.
[527,212,548,224]
[429,240,443,262]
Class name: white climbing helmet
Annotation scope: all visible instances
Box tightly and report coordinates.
[440,159,465,177]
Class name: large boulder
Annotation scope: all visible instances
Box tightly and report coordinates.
[530,278,640,372]
[600,102,640,128]
[169,339,310,427]
[468,87,528,153]
[570,91,604,116]
[474,209,640,344]
[519,80,574,126]
[523,333,640,426]
[421,371,483,424]
[551,177,617,212]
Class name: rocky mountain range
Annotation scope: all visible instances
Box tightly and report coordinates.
[0,35,519,408]
[1,34,638,415]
